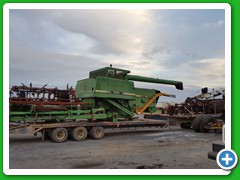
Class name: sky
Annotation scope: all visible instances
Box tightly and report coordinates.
[9,8,225,103]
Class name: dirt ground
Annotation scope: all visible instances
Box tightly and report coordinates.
[9,126,221,169]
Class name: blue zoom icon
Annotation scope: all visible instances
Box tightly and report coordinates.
[217,149,238,170]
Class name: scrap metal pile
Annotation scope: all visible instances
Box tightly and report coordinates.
[9,83,77,102]
[9,83,87,115]
[167,87,225,117]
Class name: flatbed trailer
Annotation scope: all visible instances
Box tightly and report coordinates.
[10,119,168,143]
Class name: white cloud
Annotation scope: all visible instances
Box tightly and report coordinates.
[47,9,154,56]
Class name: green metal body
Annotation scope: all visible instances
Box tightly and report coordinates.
[75,67,183,121]
[126,75,183,90]
[9,67,183,122]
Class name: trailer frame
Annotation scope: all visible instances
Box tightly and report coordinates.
[12,119,168,143]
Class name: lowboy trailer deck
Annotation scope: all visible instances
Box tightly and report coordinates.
[12,119,168,143]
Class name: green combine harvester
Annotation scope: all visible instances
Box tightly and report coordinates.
[75,66,183,121]
[10,66,183,123]
[9,66,183,142]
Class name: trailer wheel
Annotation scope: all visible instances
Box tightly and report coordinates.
[50,128,68,143]
[70,127,88,141]
[89,126,105,139]
[192,114,204,132]
[199,115,212,133]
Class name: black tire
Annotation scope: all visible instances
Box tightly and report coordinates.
[50,128,68,143]
[180,123,191,129]
[89,126,105,139]
[70,127,88,141]
[199,115,212,133]
[192,114,205,132]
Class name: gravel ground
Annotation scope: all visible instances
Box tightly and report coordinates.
[9,127,221,169]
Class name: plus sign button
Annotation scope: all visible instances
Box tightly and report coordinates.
[217,149,238,170]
